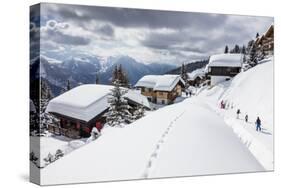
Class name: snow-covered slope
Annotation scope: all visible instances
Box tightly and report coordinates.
[39,58,273,185]
[198,58,273,170]
[41,97,263,185]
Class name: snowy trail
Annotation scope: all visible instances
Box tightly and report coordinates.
[142,111,186,178]
[149,98,264,178]
[41,97,265,185]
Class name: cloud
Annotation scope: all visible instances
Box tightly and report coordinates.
[38,3,273,64]
[41,19,91,46]
[42,4,228,30]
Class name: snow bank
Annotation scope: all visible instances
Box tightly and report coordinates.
[198,58,273,170]
[221,59,273,129]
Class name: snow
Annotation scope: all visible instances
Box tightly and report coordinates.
[46,84,113,122]
[124,90,151,109]
[198,58,273,170]
[188,67,205,80]
[39,58,272,185]
[41,98,264,185]
[135,74,184,92]
[208,54,243,67]
[47,84,151,122]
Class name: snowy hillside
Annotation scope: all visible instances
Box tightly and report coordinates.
[38,57,273,185]
[198,57,273,169]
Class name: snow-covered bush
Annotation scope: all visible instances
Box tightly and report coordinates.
[44,153,55,164]
[55,149,64,159]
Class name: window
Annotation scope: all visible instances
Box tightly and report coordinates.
[162,100,165,104]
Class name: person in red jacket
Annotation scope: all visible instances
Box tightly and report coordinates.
[95,121,103,132]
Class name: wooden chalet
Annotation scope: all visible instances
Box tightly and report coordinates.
[46,84,150,138]
[135,75,185,105]
[255,25,274,56]
[206,54,243,85]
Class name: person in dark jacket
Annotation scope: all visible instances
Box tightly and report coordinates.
[236,109,241,119]
[255,117,261,132]
[245,114,248,123]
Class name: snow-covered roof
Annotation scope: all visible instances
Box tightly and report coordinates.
[46,84,151,122]
[208,54,243,68]
[46,84,113,122]
[124,90,151,109]
[188,68,206,80]
[135,74,184,92]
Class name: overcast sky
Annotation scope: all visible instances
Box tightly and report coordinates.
[30,3,273,65]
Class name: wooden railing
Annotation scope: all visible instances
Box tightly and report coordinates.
[48,124,81,139]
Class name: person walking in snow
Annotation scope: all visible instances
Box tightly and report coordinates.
[236,109,241,119]
[220,100,224,109]
[255,117,262,132]
[245,114,248,123]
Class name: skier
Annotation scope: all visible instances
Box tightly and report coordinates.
[236,109,241,119]
[220,100,224,109]
[245,114,248,123]
[255,117,262,132]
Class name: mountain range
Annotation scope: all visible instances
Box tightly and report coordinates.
[30,55,177,96]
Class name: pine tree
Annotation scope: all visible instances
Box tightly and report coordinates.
[241,45,246,54]
[133,104,145,120]
[112,65,118,83]
[256,32,260,38]
[66,80,71,91]
[95,73,99,84]
[224,45,229,53]
[105,80,133,127]
[247,40,258,66]
[180,63,188,88]
[234,44,240,53]
[40,80,58,135]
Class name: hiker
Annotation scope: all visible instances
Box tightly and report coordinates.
[220,100,224,109]
[245,114,248,123]
[255,117,262,132]
[236,109,241,119]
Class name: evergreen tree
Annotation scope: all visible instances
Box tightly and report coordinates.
[133,104,145,120]
[40,80,58,135]
[247,40,258,66]
[180,63,189,89]
[256,32,260,38]
[241,45,246,54]
[66,80,71,91]
[224,45,229,53]
[105,80,133,127]
[112,65,118,83]
[234,44,240,53]
[95,73,99,84]
[112,64,130,88]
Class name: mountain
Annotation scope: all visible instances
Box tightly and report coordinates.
[166,59,209,74]
[31,55,176,96]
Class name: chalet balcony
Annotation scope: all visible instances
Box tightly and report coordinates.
[48,124,81,139]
